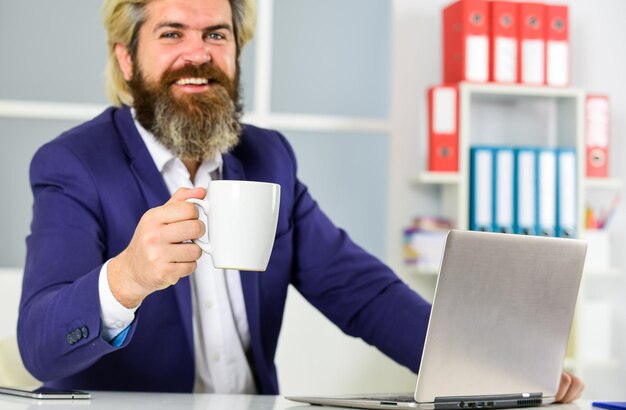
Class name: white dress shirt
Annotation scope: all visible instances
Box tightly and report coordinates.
[98,116,256,393]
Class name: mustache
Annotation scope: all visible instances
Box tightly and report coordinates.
[160,63,231,89]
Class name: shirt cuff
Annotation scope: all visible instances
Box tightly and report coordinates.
[99,259,139,343]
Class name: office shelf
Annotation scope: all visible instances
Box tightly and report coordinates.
[410,172,461,186]
[583,266,621,278]
[412,82,620,374]
[583,177,623,190]
[404,265,439,276]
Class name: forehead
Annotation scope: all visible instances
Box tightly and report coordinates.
[144,0,233,27]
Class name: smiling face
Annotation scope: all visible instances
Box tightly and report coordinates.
[116,0,237,95]
[114,0,243,162]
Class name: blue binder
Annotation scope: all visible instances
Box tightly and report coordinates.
[537,148,557,236]
[514,148,537,235]
[470,147,494,232]
[494,148,515,233]
[556,148,577,238]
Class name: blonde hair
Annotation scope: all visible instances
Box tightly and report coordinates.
[101,0,257,106]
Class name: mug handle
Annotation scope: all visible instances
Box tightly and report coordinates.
[186,198,212,255]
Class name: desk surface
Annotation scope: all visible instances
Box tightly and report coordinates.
[0,392,593,410]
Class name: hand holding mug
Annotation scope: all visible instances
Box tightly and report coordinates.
[186,180,281,271]
[108,187,207,308]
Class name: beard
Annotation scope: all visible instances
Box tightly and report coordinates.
[128,61,242,162]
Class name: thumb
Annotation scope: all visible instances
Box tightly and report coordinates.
[167,187,207,204]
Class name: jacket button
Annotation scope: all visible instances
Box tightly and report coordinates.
[80,326,89,339]
[66,333,76,345]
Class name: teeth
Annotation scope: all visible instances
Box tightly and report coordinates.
[175,78,209,85]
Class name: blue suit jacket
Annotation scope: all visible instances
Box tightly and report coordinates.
[18,106,431,394]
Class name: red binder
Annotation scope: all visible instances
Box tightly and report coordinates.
[489,1,518,83]
[585,95,610,177]
[545,4,570,86]
[518,3,546,85]
[443,0,490,83]
[428,85,459,172]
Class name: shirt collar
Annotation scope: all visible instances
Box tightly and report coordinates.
[131,109,223,178]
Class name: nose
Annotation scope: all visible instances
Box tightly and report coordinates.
[181,37,211,65]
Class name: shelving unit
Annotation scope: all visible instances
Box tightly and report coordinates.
[409,81,621,374]
[412,82,585,230]
[584,177,623,190]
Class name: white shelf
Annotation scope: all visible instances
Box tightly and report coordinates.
[410,172,461,185]
[404,265,439,276]
[583,177,623,190]
[583,266,621,277]
[460,82,585,98]
[569,357,621,368]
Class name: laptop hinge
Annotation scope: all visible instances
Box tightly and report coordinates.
[434,393,543,410]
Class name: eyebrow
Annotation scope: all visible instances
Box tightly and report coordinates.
[153,21,233,34]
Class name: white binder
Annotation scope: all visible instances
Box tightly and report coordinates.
[515,148,537,235]
[557,148,577,237]
[470,147,493,232]
[538,149,557,236]
[494,148,514,233]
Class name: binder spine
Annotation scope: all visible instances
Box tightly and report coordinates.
[546,5,570,87]
[537,148,557,236]
[585,95,610,177]
[443,0,490,83]
[490,1,518,83]
[470,147,494,232]
[428,85,459,172]
[518,3,546,85]
[556,148,578,238]
[514,148,537,236]
[513,149,520,234]
[494,148,515,233]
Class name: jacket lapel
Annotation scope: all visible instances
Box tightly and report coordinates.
[222,152,246,181]
[114,107,194,355]
[114,107,170,208]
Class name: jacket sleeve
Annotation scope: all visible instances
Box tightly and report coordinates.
[276,133,432,373]
[18,142,136,381]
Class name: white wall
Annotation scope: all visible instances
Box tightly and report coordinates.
[569,0,626,398]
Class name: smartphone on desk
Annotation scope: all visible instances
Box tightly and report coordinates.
[0,386,90,400]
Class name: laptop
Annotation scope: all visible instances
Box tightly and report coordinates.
[287,230,587,410]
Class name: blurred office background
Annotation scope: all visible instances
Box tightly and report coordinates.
[0,0,624,398]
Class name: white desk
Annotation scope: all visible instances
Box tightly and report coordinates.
[0,392,593,410]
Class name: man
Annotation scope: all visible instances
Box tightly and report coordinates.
[17,0,583,402]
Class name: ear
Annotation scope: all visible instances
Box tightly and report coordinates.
[114,43,134,81]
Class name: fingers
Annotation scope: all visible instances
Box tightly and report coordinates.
[560,371,585,403]
[107,188,208,308]
[167,187,206,204]
[161,219,205,244]
[152,200,200,225]
[555,371,585,403]
[166,242,203,263]
[555,371,571,402]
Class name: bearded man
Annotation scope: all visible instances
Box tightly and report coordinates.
[17,0,584,402]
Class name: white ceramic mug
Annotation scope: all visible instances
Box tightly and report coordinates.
[186,180,281,271]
